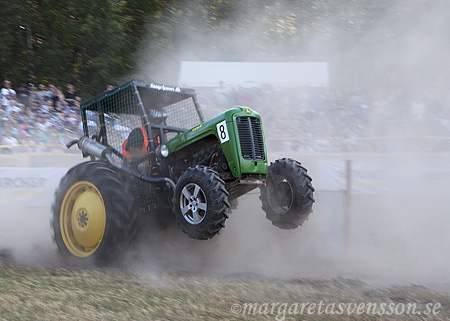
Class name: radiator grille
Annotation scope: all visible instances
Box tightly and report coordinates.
[236,116,265,160]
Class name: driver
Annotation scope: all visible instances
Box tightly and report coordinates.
[122,127,148,161]
[122,109,168,166]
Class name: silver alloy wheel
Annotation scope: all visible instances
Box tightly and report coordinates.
[179,183,208,225]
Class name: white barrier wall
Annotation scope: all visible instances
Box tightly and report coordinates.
[1,153,450,208]
[0,167,68,207]
[314,158,450,194]
[0,167,69,260]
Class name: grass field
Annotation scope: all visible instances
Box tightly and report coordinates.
[0,258,449,321]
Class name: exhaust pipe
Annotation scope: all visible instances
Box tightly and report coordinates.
[66,136,110,159]
[77,136,110,159]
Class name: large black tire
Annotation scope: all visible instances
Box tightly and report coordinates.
[260,158,315,229]
[173,166,230,240]
[51,161,136,265]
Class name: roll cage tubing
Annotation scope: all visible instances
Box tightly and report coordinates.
[80,80,204,161]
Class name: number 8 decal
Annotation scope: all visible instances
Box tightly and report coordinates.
[216,120,229,144]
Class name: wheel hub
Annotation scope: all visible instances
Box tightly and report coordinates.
[180,183,207,225]
[267,175,294,215]
[77,209,89,228]
[188,196,200,211]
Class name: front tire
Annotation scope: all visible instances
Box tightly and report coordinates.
[260,158,315,229]
[173,166,230,240]
[52,161,136,265]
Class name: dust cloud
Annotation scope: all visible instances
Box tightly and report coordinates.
[1,156,450,289]
[2,169,450,289]
[118,0,450,287]
[119,160,450,289]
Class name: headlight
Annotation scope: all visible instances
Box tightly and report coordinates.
[156,144,169,157]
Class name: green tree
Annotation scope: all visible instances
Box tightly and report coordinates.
[0,0,161,97]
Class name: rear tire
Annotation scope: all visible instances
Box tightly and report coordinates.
[52,161,136,265]
[173,166,230,240]
[260,158,315,229]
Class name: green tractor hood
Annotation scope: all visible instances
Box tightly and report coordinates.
[166,107,268,178]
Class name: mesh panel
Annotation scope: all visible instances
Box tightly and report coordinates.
[160,97,201,141]
[84,113,141,162]
[164,97,201,129]
[83,83,140,115]
[83,83,143,155]
[105,113,142,154]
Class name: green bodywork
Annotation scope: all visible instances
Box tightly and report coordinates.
[166,107,268,178]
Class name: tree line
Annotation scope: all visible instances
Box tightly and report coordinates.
[1,0,440,99]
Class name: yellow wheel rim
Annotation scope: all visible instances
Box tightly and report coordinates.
[60,181,106,257]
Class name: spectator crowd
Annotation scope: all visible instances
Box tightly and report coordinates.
[0,80,83,153]
[196,84,450,152]
[2,78,450,153]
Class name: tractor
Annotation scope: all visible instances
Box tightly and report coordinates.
[52,80,315,264]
